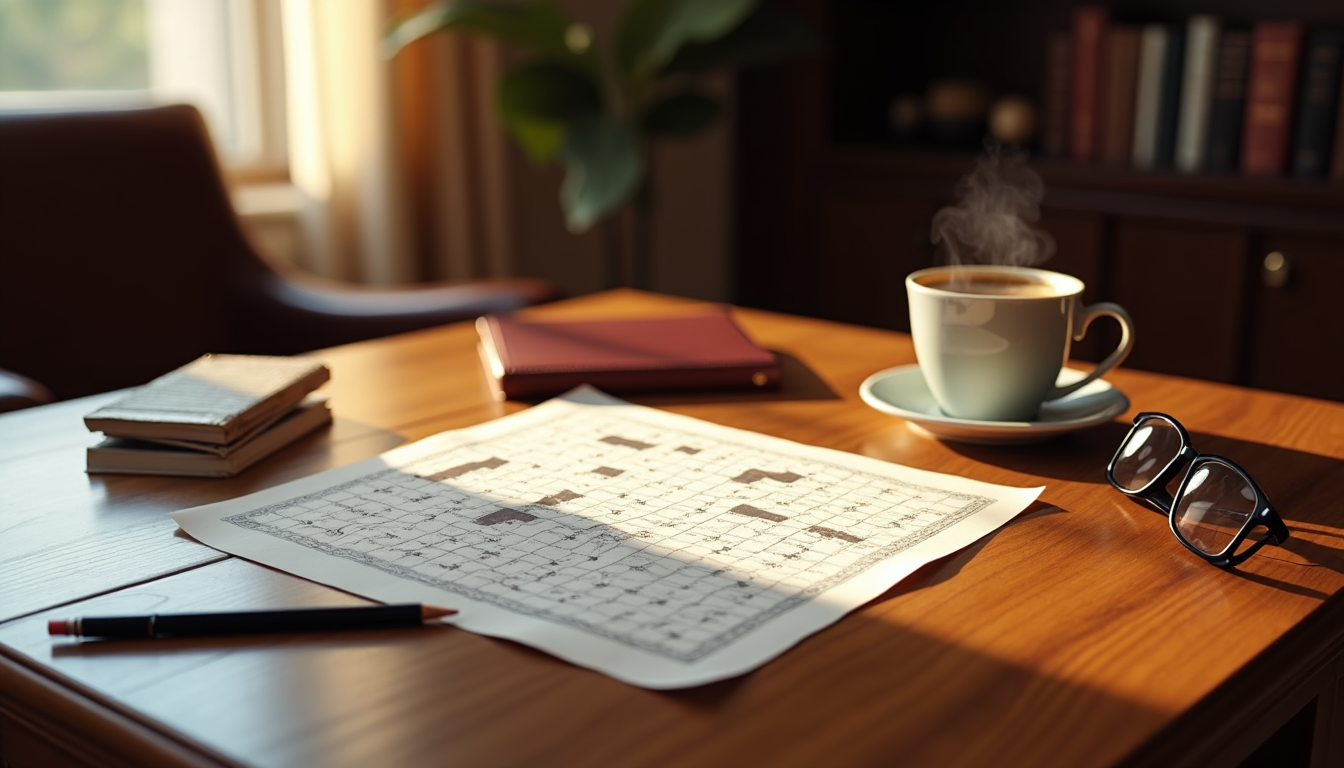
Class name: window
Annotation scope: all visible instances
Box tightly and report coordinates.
[0,0,287,174]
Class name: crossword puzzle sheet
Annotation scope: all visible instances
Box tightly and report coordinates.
[172,387,1042,688]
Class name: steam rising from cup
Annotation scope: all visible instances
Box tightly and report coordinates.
[930,149,1055,268]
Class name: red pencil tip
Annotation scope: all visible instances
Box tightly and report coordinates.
[47,620,66,636]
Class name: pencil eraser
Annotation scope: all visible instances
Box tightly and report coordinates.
[47,620,65,636]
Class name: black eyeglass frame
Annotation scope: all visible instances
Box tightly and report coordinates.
[1106,412,1290,568]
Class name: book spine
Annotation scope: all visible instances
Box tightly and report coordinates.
[1042,32,1072,158]
[1290,29,1343,179]
[1241,20,1305,176]
[1070,5,1109,162]
[1100,26,1141,164]
[1206,29,1252,172]
[1175,16,1221,172]
[1153,25,1186,167]
[500,367,782,400]
[1132,25,1168,169]
[1334,73,1344,179]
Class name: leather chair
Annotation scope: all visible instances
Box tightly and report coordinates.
[0,105,560,410]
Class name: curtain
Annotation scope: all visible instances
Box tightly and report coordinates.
[277,0,730,298]
[390,11,517,281]
[281,0,512,285]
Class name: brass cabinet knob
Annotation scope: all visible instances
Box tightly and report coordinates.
[1262,251,1291,289]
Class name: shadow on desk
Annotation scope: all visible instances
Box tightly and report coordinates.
[514,351,840,408]
[947,424,1344,597]
[29,575,1169,768]
[940,421,1132,483]
[87,417,409,505]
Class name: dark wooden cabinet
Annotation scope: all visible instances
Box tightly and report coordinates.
[815,182,939,331]
[1248,232,1344,399]
[1109,218,1250,382]
[734,0,1344,402]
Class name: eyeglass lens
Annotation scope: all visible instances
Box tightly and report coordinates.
[1173,459,1258,557]
[1111,417,1183,492]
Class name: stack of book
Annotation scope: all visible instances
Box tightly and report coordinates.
[1046,5,1344,179]
[84,354,332,478]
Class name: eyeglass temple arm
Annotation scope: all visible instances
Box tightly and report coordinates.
[1259,506,1290,544]
[1222,512,1290,567]
[1223,532,1277,567]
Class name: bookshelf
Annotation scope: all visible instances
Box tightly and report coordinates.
[735,0,1344,403]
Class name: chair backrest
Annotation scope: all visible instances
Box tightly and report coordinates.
[0,105,256,399]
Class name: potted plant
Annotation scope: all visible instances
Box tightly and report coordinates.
[386,0,811,288]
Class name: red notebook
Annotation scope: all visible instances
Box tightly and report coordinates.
[476,310,781,400]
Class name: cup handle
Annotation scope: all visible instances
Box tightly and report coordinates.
[1043,302,1135,402]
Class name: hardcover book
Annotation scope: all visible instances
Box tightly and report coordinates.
[1206,28,1253,172]
[1334,88,1344,179]
[1100,25,1142,164]
[1069,5,1110,162]
[87,398,332,478]
[83,354,330,445]
[1241,20,1305,176]
[1290,29,1342,178]
[1132,24,1170,168]
[1175,16,1221,172]
[476,311,781,400]
[1152,23,1187,168]
[1042,32,1073,158]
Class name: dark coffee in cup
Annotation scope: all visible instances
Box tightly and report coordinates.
[912,272,1058,298]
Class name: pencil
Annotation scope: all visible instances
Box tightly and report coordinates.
[47,604,457,639]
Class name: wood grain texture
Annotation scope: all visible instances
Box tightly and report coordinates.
[3,289,1344,768]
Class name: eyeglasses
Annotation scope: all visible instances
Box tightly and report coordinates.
[1106,412,1289,567]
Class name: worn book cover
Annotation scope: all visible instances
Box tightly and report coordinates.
[1241,20,1304,176]
[476,311,781,400]
[1100,25,1141,164]
[1132,24,1170,168]
[1069,5,1109,162]
[1206,28,1252,172]
[1042,32,1072,158]
[86,398,332,478]
[1175,15,1221,172]
[1152,23,1187,168]
[1290,29,1342,178]
[83,354,330,444]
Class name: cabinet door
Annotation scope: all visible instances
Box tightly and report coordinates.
[816,183,939,332]
[1248,233,1344,401]
[1110,219,1249,383]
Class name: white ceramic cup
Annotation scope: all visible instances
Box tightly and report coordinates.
[906,265,1134,422]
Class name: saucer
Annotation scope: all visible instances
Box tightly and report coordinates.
[859,365,1130,445]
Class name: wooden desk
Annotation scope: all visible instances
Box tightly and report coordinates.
[3,289,1344,768]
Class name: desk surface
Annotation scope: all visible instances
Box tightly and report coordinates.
[3,289,1344,768]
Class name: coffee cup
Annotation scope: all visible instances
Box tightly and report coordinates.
[906,265,1134,421]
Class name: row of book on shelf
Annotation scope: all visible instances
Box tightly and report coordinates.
[1043,6,1344,179]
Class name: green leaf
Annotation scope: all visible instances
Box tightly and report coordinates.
[507,119,567,165]
[384,0,597,74]
[643,91,720,136]
[558,116,642,232]
[664,4,816,75]
[615,0,756,80]
[496,61,603,162]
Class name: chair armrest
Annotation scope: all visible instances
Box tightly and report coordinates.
[0,368,57,414]
[238,270,563,353]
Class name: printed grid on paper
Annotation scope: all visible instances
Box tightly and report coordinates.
[224,408,995,661]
